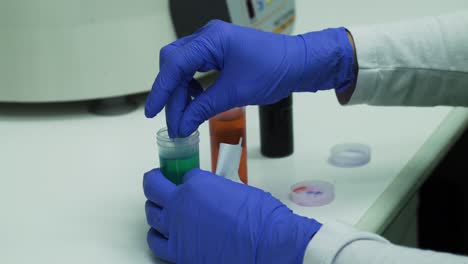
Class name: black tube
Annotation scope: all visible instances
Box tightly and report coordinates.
[259,95,294,157]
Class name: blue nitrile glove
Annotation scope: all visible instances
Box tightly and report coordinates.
[143,168,322,264]
[145,20,355,138]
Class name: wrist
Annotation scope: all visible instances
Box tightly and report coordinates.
[334,27,357,92]
[294,27,357,93]
[336,29,358,104]
[257,208,322,263]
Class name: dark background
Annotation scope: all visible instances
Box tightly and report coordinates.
[419,127,468,255]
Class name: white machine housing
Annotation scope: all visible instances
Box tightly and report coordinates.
[0,0,294,102]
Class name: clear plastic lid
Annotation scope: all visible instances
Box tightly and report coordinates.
[328,143,371,168]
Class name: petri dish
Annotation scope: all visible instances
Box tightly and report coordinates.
[289,180,335,207]
[328,143,371,168]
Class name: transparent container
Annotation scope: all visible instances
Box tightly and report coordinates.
[209,107,248,184]
[157,127,200,185]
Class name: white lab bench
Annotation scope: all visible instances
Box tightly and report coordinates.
[2,0,468,263]
[1,94,467,263]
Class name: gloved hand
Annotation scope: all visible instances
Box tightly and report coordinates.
[143,168,322,264]
[145,20,356,138]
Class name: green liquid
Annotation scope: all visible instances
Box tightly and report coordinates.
[160,152,200,185]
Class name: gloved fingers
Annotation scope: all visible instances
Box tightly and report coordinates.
[143,168,176,208]
[145,42,216,118]
[182,168,215,184]
[193,19,217,34]
[172,33,199,47]
[159,34,199,67]
[165,82,189,138]
[161,21,217,69]
[178,81,232,137]
[188,78,203,98]
[165,78,204,137]
[147,228,174,263]
[145,65,180,118]
[145,201,169,237]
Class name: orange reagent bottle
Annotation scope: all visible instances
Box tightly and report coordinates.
[209,107,248,184]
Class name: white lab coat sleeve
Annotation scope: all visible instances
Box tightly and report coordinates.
[346,11,468,106]
[303,221,468,264]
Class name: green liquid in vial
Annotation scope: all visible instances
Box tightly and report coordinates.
[160,152,200,185]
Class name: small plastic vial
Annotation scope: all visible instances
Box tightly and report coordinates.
[157,127,200,185]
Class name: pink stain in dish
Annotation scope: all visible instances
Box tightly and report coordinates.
[292,186,307,193]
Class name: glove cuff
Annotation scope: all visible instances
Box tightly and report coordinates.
[256,207,322,264]
[295,27,356,93]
